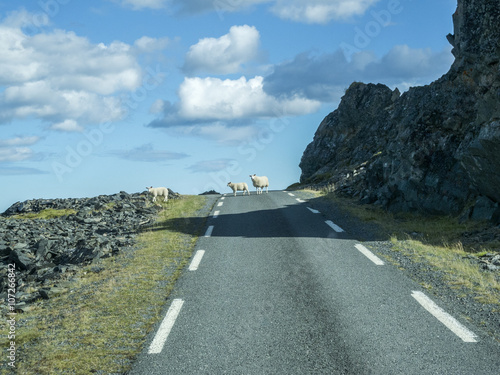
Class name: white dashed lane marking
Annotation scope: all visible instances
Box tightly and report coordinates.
[148,299,184,354]
[213,210,220,218]
[307,207,320,214]
[411,291,478,343]
[189,250,205,271]
[204,226,214,237]
[325,220,344,233]
[354,244,384,265]
[217,202,223,207]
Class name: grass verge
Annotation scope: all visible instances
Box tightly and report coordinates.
[1,195,209,375]
[314,190,500,307]
[8,209,78,220]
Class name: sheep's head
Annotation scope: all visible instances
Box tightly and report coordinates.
[227,182,232,186]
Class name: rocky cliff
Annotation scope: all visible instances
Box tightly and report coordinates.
[300,0,500,222]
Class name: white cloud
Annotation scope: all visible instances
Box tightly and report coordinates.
[271,0,381,23]
[134,36,170,53]
[0,135,41,164]
[177,76,320,121]
[183,25,261,75]
[147,75,320,143]
[0,136,40,147]
[0,10,144,130]
[117,0,380,23]
[0,147,33,162]
[50,120,84,132]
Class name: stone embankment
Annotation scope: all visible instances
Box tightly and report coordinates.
[0,190,178,311]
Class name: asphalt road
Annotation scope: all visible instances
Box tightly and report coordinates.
[129,191,500,374]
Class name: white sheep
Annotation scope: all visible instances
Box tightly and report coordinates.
[227,182,249,196]
[146,186,169,202]
[249,174,269,194]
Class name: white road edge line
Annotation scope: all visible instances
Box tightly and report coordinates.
[411,291,478,343]
[307,207,320,214]
[213,210,220,218]
[355,244,385,265]
[204,225,214,237]
[325,220,345,233]
[189,250,205,271]
[288,193,295,197]
[148,299,184,354]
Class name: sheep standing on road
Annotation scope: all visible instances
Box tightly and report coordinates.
[249,174,269,194]
[146,186,169,202]
[227,182,250,197]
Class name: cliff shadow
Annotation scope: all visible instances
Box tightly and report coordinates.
[144,195,389,242]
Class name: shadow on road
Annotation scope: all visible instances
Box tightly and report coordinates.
[143,194,389,242]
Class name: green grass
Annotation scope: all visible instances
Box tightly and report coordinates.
[391,238,500,305]
[9,208,77,220]
[0,195,209,375]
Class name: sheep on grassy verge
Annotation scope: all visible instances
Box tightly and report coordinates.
[249,174,269,194]
[146,186,168,202]
[227,182,249,197]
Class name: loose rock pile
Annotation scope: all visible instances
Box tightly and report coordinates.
[0,190,177,310]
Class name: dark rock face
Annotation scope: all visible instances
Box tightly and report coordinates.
[0,191,174,309]
[300,0,500,221]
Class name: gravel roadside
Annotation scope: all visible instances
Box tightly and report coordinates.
[292,190,500,343]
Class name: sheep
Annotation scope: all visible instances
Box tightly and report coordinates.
[249,174,269,194]
[146,186,168,202]
[227,182,249,196]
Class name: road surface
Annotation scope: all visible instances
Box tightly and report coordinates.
[129,191,500,374]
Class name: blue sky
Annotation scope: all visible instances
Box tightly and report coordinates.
[0,0,457,212]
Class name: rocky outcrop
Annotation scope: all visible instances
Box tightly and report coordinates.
[300,0,500,221]
[0,191,177,310]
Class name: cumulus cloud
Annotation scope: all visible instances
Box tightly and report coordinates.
[270,0,381,23]
[183,25,261,75]
[50,120,84,132]
[134,36,171,53]
[0,10,145,130]
[148,75,321,128]
[0,135,41,163]
[0,136,40,147]
[263,45,454,102]
[118,0,380,23]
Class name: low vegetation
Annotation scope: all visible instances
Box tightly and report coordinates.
[1,195,209,375]
[314,190,500,306]
[8,208,78,220]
